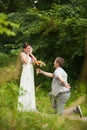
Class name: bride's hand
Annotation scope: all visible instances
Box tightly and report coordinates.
[30,46,33,54]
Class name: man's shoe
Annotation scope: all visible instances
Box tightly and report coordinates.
[75,105,83,118]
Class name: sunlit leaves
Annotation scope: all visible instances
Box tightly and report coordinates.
[0,13,19,36]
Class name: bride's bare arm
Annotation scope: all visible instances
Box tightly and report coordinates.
[20,52,28,64]
[30,53,37,61]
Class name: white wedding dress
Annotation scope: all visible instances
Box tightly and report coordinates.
[18,53,36,111]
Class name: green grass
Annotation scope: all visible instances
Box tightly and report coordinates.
[0,82,87,130]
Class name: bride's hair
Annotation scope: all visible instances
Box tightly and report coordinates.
[23,42,31,48]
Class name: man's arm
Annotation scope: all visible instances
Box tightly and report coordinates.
[57,76,71,89]
[37,69,53,78]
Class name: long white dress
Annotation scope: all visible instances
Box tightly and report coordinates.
[18,53,36,111]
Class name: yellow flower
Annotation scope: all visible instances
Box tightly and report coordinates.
[34,60,46,67]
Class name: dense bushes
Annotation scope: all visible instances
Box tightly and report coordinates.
[0,52,10,67]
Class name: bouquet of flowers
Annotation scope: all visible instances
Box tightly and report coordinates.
[33,60,46,67]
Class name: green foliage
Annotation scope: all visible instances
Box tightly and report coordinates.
[0,82,19,110]
[67,81,87,106]
[0,13,19,36]
[0,0,87,129]
[0,0,87,89]
[0,0,32,13]
[0,52,9,67]
[73,81,87,98]
[0,52,17,67]
[60,118,87,130]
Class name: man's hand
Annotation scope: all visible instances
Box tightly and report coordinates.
[36,68,42,74]
[65,83,71,89]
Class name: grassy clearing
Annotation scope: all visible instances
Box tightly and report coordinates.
[0,56,87,130]
[0,82,87,130]
[0,107,87,130]
[0,55,21,86]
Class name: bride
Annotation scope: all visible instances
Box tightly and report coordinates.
[18,42,37,111]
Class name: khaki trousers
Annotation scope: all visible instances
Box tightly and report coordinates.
[48,91,71,114]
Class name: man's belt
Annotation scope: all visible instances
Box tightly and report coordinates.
[55,91,70,98]
[59,91,70,95]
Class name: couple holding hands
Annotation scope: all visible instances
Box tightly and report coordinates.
[18,42,82,118]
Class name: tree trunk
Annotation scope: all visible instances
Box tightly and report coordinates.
[81,38,87,83]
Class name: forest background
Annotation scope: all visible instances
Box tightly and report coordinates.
[0,0,87,130]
